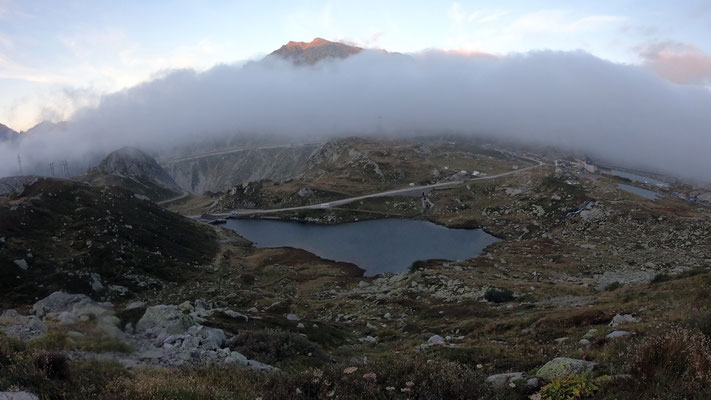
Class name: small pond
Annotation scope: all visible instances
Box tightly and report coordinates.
[618,184,660,201]
[224,218,500,276]
[610,170,669,187]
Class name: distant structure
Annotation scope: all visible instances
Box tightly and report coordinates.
[48,160,71,178]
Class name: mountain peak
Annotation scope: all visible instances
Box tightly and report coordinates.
[0,122,19,142]
[271,37,362,65]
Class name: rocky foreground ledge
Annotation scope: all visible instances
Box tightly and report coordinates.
[0,291,275,370]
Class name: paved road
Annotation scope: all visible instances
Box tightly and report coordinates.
[157,191,189,205]
[204,155,545,218]
[159,143,321,165]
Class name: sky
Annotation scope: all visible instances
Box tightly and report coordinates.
[1,0,711,131]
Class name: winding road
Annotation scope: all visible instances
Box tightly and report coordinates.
[204,155,546,218]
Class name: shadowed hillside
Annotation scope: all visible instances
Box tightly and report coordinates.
[0,178,218,308]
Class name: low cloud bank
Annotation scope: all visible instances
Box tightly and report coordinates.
[2,49,711,183]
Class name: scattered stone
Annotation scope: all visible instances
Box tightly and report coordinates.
[536,358,596,381]
[526,377,540,388]
[582,329,598,339]
[297,187,314,198]
[0,310,27,326]
[358,336,377,344]
[362,372,377,381]
[178,301,194,312]
[343,367,358,374]
[606,330,630,339]
[224,310,248,321]
[297,323,305,329]
[286,313,300,321]
[609,314,639,327]
[126,301,146,310]
[579,339,591,346]
[486,372,524,388]
[427,335,445,346]
[554,337,569,344]
[90,273,104,292]
[0,310,47,341]
[194,299,209,310]
[12,259,28,270]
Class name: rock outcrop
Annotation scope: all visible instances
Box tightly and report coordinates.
[269,38,362,65]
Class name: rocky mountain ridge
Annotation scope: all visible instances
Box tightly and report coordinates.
[269,37,362,64]
[79,147,183,202]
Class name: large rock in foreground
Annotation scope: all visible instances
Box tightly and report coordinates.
[136,305,196,335]
[536,357,596,381]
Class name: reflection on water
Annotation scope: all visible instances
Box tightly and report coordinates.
[611,170,668,187]
[225,218,500,276]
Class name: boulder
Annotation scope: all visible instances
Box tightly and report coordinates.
[486,372,525,388]
[12,259,28,270]
[136,305,195,335]
[358,336,377,344]
[186,325,226,350]
[536,358,596,381]
[606,330,630,339]
[90,273,104,292]
[223,310,248,321]
[0,392,39,400]
[0,310,28,326]
[582,328,598,339]
[297,187,314,198]
[427,335,445,346]
[0,315,46,341]
[31,292,93,318]
[609,314,639,327]
[31,292,119,336]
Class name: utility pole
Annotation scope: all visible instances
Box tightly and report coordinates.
[49,162,55,177]
[17,154,22,175]
[60,160,70,179]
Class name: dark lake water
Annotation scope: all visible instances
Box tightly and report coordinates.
[611,170,668,187]
[224,218,500,276]
[618,184,660,201]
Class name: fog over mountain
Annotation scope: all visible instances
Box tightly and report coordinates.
[2,40,711,182]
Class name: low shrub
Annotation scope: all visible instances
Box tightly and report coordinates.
[539,373,598,400]
[33,351,70,380]
[628,327,711,395]
[485,287,515,303]
[227,329,328,367]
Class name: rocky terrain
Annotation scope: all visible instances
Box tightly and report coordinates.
[78,147,183,203]
[161,143,320,194]
[2,137,711,399]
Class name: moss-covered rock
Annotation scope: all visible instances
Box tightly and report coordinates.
[536,357,596,382]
